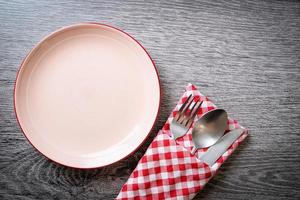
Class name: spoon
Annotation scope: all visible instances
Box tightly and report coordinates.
[191,109,228,155]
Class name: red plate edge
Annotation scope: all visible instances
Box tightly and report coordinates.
[13,22,162,169]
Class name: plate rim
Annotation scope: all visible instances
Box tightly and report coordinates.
[13,22,161,169]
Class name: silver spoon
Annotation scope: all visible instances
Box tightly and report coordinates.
[191,109,228,155]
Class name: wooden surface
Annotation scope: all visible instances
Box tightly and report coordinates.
[0,0,300,199]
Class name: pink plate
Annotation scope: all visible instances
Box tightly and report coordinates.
[14,23,160,168]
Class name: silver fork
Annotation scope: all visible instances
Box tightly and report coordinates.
[170,94,203,140]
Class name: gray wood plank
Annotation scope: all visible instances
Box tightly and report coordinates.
[0,0,299,199]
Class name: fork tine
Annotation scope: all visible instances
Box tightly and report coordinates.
[174,94,192,120]
[178,94,192,113]
[182,96,195,115]
[178,96,195,123]
[185,100,203,127]
[188,99,198,115]
[192,100,203,118]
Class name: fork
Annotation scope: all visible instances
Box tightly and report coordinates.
[170,94,203,140]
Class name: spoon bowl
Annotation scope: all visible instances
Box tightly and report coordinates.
[191,109,228,154]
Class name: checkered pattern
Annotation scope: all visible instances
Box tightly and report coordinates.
[117,84,248,200]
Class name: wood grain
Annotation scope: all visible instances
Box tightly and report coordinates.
[0,0,300,199]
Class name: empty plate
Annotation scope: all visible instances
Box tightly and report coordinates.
[14,23,160,168]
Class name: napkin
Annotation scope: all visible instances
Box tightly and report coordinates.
[116,84,248,200]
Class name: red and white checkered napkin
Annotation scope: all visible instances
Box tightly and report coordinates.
[117,84,248,200]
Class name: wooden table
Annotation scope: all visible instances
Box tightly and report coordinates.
[1,1,299,199]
